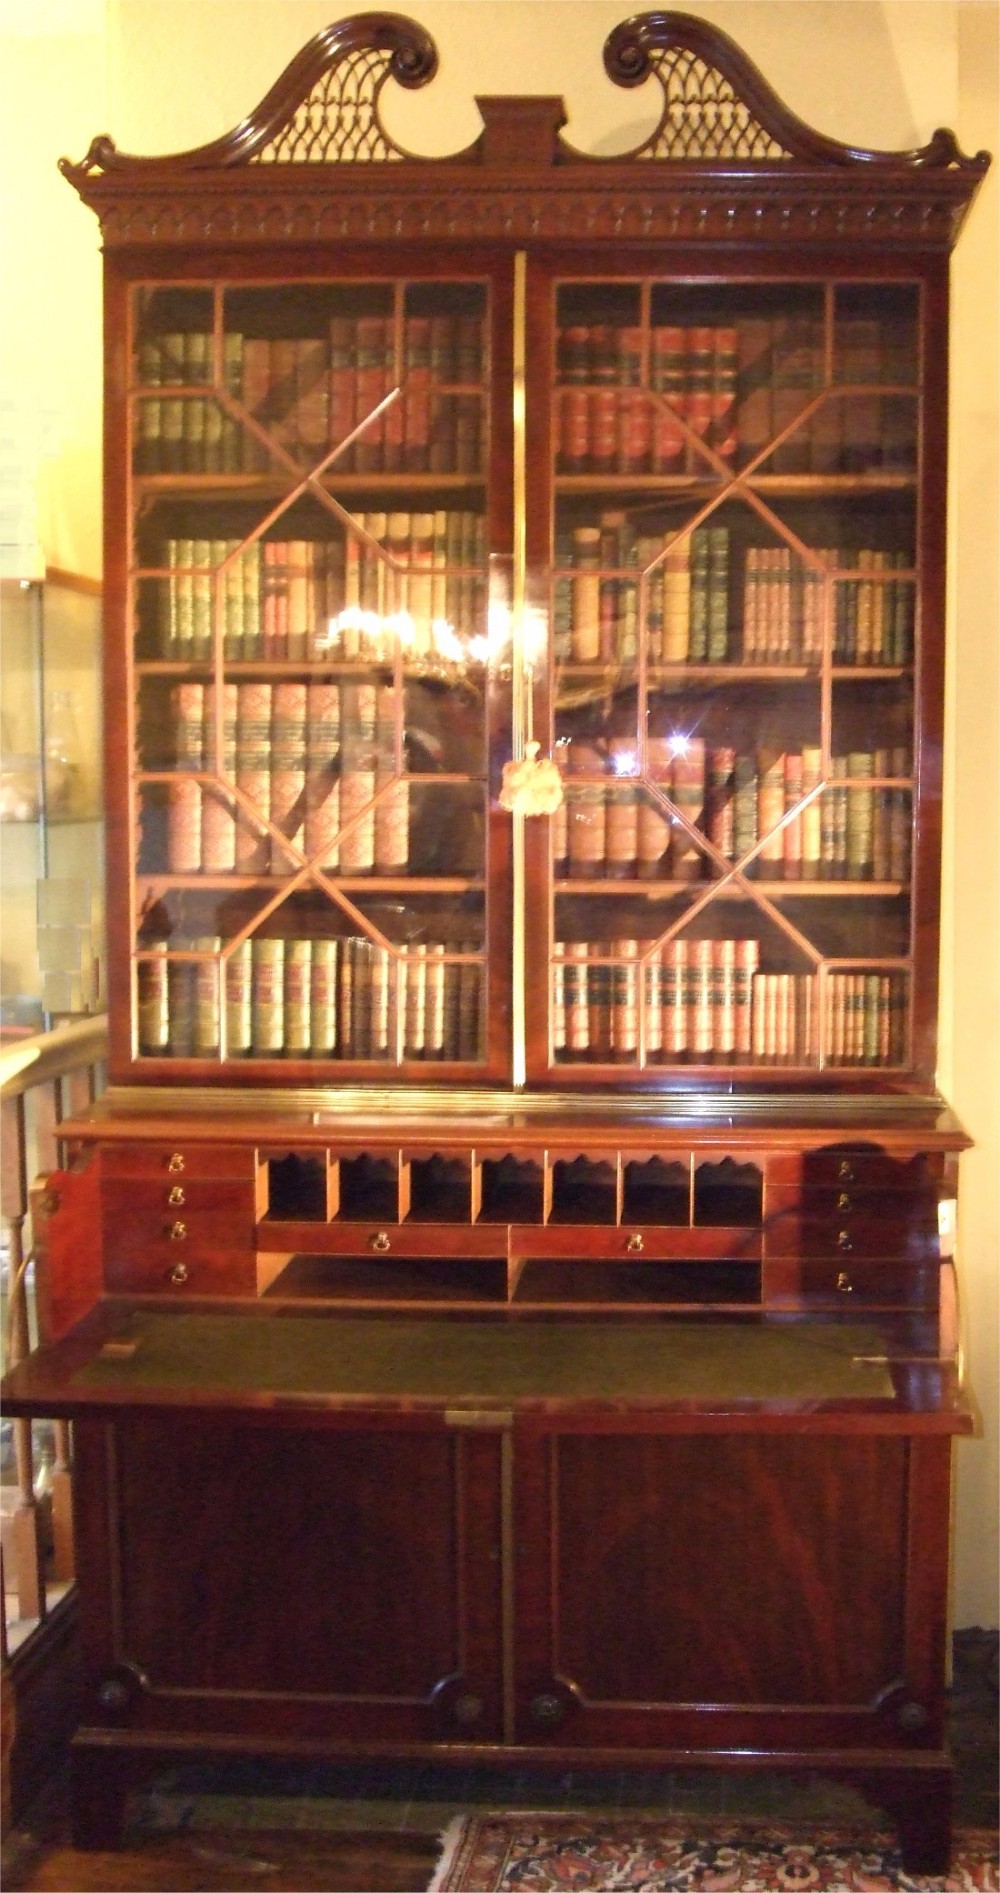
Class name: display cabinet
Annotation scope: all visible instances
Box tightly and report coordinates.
[1,11,989,1868]
[0,572,104,1028]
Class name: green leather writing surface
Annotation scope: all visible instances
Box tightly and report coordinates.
[74,1312,895,1405]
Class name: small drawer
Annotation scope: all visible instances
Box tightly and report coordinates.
[767,1150,943,1191]
[510,1224,761,1261]
[103,1178,253,1218]
[104,1245,256,1296]
[763,1211,938,1261]
[765,1257,939,1309]
[766,1183,940,1221]
[100,1142,256,1180]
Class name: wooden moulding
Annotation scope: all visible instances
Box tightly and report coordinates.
[57,11,990,251]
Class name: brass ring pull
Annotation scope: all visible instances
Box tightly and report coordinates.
[168,1186,186,1207]
[529,1692,566,1727]
[836,1191,852,1212]
[167,1153,185,1173]
[625,1232,644,1254]
[837,1229,853,1252]
[370,1231,391,1253]
[836,1270,854,1293]
[168,1220,187,1241]
[168,1261,189,1286]
[838,1160,854,1183]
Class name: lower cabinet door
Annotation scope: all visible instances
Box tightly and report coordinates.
[512,1428,950,1757]
[74,1413,505,1746]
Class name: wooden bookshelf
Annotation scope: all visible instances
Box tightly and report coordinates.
[1,9,988,1870]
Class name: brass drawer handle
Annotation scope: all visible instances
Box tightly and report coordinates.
[836,1190,852,1212]
[167,1152,186,1173]
[168,1261,189,1286]
[837,1229,853,1252]
[836,1270,854,1294]
[168,1220,187,1241]
[625,1232,644,1254]
[168,1185,186,1207]
[370,1231,391,1253]
[838,1160,855,1183]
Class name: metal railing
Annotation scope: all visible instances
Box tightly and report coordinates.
[1,1016,107,1654]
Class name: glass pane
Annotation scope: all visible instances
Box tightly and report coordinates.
[129,271,492,1070]
[543,274,922,1079]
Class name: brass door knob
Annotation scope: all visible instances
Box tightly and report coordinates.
[370,1231,391,1253]
[453,1693,483,1725]
[529,1692,566,1727]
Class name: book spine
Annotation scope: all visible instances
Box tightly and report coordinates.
[309,938,340,1056]
[670,737,706,881]
[224,940,252,1057]
[566,739,606,878]
[251,938,285,1055]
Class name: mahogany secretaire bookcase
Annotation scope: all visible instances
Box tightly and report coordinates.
[2,12,990,1866]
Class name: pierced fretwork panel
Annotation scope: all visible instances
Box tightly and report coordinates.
[639,48,790,162]
[253,49,407,163]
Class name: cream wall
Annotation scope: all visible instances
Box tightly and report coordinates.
[1,0,996,1623]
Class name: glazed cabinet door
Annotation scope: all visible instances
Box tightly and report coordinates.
[73,1411,506,1747]
[523,257,941,1088]
[512,1427,952,1755]
[111,255,514,1083]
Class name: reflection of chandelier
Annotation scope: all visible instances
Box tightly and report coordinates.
[315,606,490,680]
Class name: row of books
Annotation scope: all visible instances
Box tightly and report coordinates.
[551,937,906,1065]
[554,314,916,476]
[149,512,487,662]
[134,314,486,476]
[554,519,914,667]
[162,680,407,877]
[136,935,483,1061]
[555,740,912,884]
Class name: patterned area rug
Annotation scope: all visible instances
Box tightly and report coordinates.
[429,1814,1000,1892]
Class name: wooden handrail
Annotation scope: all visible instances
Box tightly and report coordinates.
[0,1016,108,1099]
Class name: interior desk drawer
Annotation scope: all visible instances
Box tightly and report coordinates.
[510,1225,762,1261]
[104,1244,256,1296]
[101,1142,256,1180]
[766,1256,940,1309]
[767,1150,944,1190]
[256,1221,507,1258]
[763,1213,938,1261]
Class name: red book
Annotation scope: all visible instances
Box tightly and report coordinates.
[559,388,591,473]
